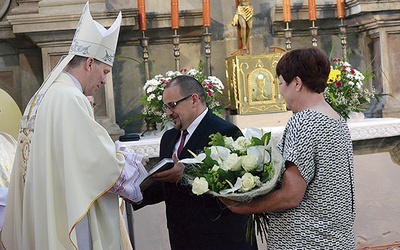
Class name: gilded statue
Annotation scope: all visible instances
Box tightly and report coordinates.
[231,0,254,55]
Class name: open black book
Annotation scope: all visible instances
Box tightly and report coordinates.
[139,158,174,190]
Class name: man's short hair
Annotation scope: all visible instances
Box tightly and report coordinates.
[168,75,206,104]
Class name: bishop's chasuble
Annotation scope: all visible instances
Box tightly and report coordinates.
[2,72,131,249]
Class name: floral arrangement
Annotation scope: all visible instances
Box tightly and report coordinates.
[324,58,378,119]
[125,62,225,127]
[181,128,283,243]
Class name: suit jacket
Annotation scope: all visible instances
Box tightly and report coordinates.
[138,110,257,250]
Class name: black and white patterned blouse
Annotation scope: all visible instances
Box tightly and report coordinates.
[268,109,356,249]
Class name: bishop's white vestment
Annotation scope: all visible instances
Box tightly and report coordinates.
[1,72,143,249]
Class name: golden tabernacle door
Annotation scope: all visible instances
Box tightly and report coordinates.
[225,52,286,115]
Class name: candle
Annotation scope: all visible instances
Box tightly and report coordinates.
[308,0,316,21]
[138,0,146,31]
[202,0,211,27]
[283,0,291,23]
[171,0,179,29]
[337,0,346,19]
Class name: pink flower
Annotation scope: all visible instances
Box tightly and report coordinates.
[207,91,212,97]
[180,68,188,73]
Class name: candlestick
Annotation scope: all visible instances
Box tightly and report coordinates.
[203,27,212,76]
[284,22,292,51]
[202,0,211,27]
[337,0,346,19]
[310,21,318,47]
[283,0,291,23]
[138,0,146,31]
[171,0,179,30]
[308,0,316,21]
[139,31,150,80]
[339,18,347,59]
[172,29,181,70]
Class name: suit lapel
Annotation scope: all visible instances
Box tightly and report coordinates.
[161,129,181,158]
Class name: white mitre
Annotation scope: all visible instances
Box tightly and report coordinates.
[20,1,122,130]
[42,1,122,87]
[69,1,122,66]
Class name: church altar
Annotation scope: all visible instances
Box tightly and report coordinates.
[115,117,400,164]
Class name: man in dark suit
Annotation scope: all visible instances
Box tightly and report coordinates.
[137,75,257,249]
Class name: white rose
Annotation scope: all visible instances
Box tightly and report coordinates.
[241,154,258,171]
[240,173,260,192]
[233,137,251,152]
[220,153,241,171]
[192,177,209,195]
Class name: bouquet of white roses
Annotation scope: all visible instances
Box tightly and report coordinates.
[181,128,284,243]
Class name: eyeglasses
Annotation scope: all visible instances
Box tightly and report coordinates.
[163,94,193,111]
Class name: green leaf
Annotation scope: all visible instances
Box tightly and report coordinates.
[208,132,225,146]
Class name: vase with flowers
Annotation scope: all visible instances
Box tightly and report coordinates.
[324,58,384,120]
[123,62,225,131]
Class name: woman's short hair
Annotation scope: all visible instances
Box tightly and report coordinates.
[167,75,206,104]
[276,47,330,93]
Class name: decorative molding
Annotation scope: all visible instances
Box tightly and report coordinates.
[348,118,400,141]
[115,137,161,158]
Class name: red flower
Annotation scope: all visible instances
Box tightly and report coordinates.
[207,91,212,97]
[350,69,355,74]
[336,81,342,87]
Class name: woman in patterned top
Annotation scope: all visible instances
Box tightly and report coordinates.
[221,47,356,249]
